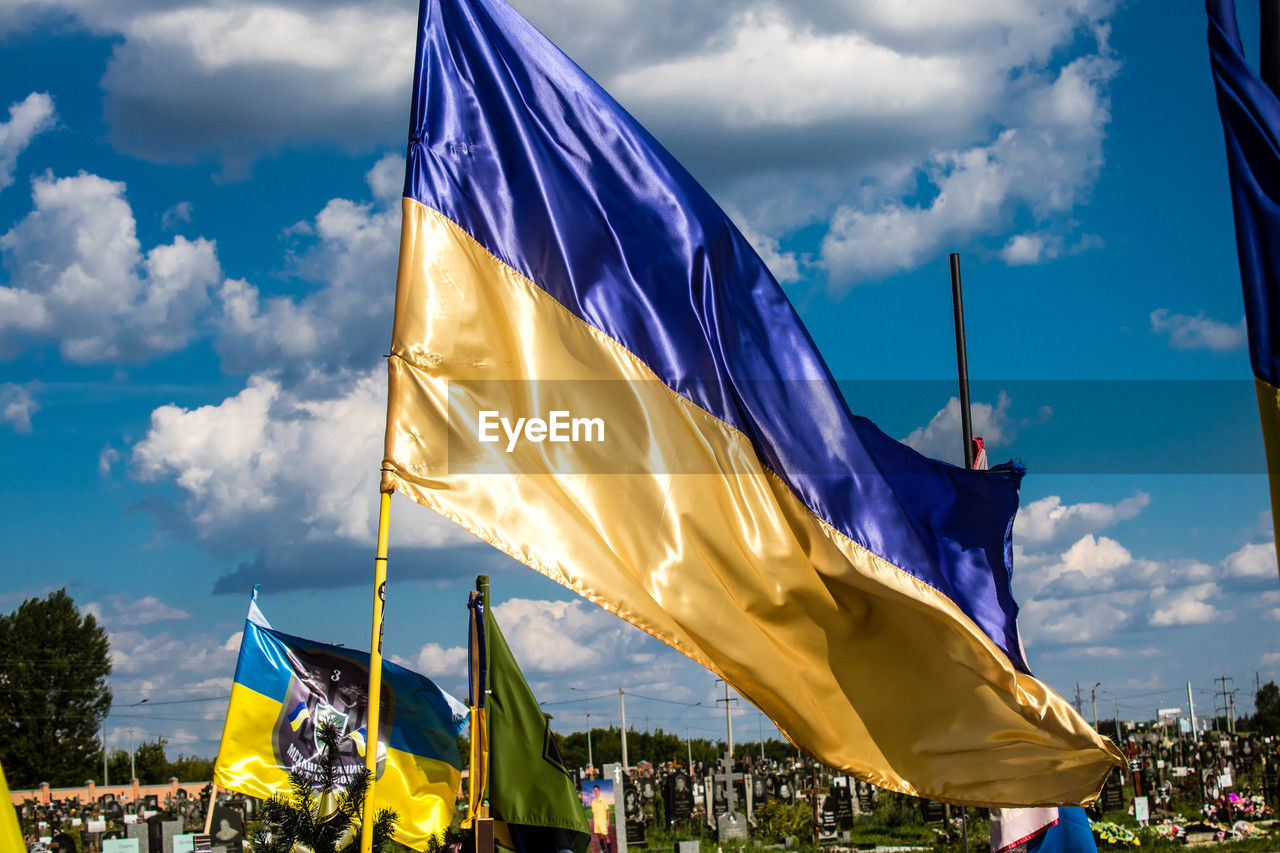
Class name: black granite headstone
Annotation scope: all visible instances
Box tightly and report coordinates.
[665,774,694,823]
[209,802,244,850]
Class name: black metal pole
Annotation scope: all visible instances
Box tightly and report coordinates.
[1263,1,1280,99]
[949,253,975,468]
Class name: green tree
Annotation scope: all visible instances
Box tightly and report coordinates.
[252,720,398,853]
[0,589,111,787]
[1255,681,1280,736]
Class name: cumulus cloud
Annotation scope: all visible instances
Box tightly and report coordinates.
[1148,583,1223,627]
[1150,309,1246,352]
[6,0,1116,288]
[129,367,483,589]
[0,382,38,432]
[1221,541,1278,588]
[820,50,1116,288]
[901,392,1019,464]
[214,155,401,374]
[0,92,56,192]
[1014,492,1149,548]
[407,597,714,708]
[85,593,194,626]
[0,171,221,363]
[98,2,416,177]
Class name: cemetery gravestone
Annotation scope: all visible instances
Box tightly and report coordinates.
[717,811,748,841]
[1100,770,1124,814]
[752,775,767,807]
[125,821,148,850]
[921,799,946,823]
[818,794,838,841]
[209,802,245,853]
[665,773,694,823]
[623,782,645,845]
[832,786,854,828]
[854,780,875,814]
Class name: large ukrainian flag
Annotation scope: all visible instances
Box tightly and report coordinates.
[382,0,1123,805]
[1208,0,1280,572]
[213,606,467,850]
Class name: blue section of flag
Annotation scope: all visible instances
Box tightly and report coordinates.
[1028,808,1097,853]
[1208,0,1280,386]
[404,0,1027,668]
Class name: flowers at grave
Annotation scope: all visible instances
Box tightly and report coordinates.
[1203,791,1274,821]
[1146,819,1186,842]
[1093,821,1141,847]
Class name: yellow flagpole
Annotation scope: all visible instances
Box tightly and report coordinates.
[361,491,392,853]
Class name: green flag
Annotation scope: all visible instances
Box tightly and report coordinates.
[470,579,590,853]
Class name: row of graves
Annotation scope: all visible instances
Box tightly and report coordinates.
[20,787,259,853]
[576,759,936,847]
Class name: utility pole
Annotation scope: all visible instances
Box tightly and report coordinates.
[619,687,628,772]
[1188,682,1197,736]
[571,687,593,774]
[1091,682,1101,730]
[1114,697,1122,742]
[1215,676,1234,732]
[758,712,765,759]
[1074,683,1083,715]
[128,698,149,781]
[715,680,735,766]
[102,720,109,786]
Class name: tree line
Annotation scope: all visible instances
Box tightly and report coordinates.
[4,589,1279,790]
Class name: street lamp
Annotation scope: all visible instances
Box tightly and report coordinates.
[570,687,593,776]
[682,702,702,768]
[129,698,150,781]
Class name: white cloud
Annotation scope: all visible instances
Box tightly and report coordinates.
[820,51,1116,287]
[1223,541,1277,581]
[86,593,194,627]
[131,368,467,551]
[98,445,120,476]
[214,157,400,374]
[5,0,1117,291]
[1149,309,1246,352]
[99,1,415,175]
[0,92,56,192]
[0,382,38,432]
[1015,492,1149,548]
[411,642,469,682]
[0,171,221,363]
[1148,583,1222,628]
[902,392,1015,464]
[161,200,193,231]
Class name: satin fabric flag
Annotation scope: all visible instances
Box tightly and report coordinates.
[1209,0,1280,571]
[468,588,591,853]
[382,0,1123,805]
[212,599,467,850]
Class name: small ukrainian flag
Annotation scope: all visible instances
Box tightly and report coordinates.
[286,701,310,732]
[347,727,367,758]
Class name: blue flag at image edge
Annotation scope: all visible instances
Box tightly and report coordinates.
[1208,0,1280,573]
[212,596,468,851]
[381,0,1123,805]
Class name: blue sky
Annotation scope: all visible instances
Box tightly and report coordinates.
[0,0,1276,763]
